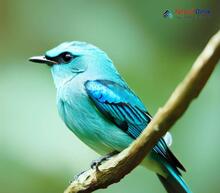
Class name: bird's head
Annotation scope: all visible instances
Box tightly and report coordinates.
[29,41,115,88]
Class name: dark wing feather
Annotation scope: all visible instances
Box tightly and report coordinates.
[85,79,185,172]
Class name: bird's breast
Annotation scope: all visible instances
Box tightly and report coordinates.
[56,83,115,154]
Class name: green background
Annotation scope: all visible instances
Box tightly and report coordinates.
[1,0,220,193]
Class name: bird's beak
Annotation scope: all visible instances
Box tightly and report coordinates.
[29,55,57,66]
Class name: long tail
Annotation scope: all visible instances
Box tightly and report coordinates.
[157,162,191,193]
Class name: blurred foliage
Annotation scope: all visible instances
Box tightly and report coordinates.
[0,0,220,193]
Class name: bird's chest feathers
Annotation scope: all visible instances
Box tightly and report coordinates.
[57,84,101,141]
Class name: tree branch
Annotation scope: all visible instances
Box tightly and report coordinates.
[64,30,220,193]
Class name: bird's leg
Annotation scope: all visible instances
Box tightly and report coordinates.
[71,151,118,182]
[91,151,118,171]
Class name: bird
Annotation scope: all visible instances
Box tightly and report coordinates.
[29,41,191,193]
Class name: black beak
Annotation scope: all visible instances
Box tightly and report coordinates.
[29,55,57,66]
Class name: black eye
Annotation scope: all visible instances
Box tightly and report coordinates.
[61,52,74,63]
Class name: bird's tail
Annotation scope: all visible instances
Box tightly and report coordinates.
[157,162,192,193]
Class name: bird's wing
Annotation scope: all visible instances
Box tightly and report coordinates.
[85,79,150,138]
[84,79,185,172]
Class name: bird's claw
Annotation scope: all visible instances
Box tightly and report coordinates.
[90,157,108,170]
[90,151,118,171]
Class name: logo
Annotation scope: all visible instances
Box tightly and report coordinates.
[163,10,173,18]
[163,8,211,19]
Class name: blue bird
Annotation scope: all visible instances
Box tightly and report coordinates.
[29,41,191,193]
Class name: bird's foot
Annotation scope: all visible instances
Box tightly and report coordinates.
[90,151,118,171]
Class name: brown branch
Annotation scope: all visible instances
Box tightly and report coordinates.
[64,30,220,193]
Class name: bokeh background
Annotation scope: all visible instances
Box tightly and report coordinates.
[1,0,220,193]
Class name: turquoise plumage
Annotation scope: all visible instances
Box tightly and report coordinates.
[29,41,192,193]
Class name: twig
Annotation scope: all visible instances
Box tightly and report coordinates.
[64,30,220,193]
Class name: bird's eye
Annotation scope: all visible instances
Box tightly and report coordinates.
[61,52,74,63]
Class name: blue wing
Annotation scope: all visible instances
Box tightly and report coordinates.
[85,79,151,138]
[84,79,185,172]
